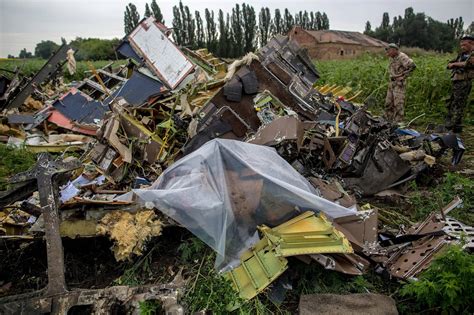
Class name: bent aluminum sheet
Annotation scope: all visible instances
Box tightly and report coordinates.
[134,139,356,270]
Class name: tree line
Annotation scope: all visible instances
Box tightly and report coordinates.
[364,7,471,53]
[10,37,120,60]
[123,1,330,58]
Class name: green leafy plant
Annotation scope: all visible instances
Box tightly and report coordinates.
[399,245,474,314]
[182,252,243,314]
[0,144,36,190]
[139,300,162,315]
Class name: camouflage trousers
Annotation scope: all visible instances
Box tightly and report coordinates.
[445,80,472,132]
[385,80,406,123]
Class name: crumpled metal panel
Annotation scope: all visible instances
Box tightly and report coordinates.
[225,235,288,303]
[225,211,352,303]
[51,88,108,124]
[247,116,304,149]
[105,70,166,107]
[344,143,411,196]
[387,235,450,279]
[260,211,353,257]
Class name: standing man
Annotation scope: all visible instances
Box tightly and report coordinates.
[446,34,474,133]
[384,43,416,123]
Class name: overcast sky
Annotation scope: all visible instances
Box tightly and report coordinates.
[0,0,472,57]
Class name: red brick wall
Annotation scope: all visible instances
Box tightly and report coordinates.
[289,27,385,60]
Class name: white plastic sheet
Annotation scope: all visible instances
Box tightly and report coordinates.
[134,139,356,270]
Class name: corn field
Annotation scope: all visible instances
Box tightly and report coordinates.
[315,54,473,126]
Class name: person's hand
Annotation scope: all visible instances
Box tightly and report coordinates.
[448,61,466,69]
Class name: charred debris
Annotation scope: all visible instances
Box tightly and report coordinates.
[0,17,472,314]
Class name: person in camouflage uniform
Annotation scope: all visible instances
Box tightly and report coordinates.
[446,34,474,133]
[384,43,416,123]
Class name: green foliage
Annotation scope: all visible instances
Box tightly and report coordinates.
[114,247,156,286]
[258,7,271,48]
[293,261,376,295]
[366,7,459,52]
[205,9,217,53]
[242,4,257,53]
[34,40,60,59]
[177,237,206,264]
[150,0,164,24]
[124,3,140,35]
[0,144,36,189]
[178,237,242,313]
[144,3,152,18]
[0,58,127,82]
[70,37,120,61]
[408,173,474,225]
[399,245,474,314]
[19,48,33,59]
[139,300,162,315]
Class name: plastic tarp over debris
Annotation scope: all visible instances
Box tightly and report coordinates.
[134,139,356,269]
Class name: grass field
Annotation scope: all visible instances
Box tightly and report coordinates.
[315,53,473,126]
[0,58,127,82]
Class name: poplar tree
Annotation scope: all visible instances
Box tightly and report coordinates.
[150,0,164,24]
[195,11,205,48]
[242,3,257,52]
[274,9,283,34]
[231,4,244,57]
[259,7,272,47]
[205,9,217,53]
[124,3,140,35]
[144,3,152,17]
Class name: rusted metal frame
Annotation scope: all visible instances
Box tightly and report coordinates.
[5,45,71,110]
[8,153,82,299]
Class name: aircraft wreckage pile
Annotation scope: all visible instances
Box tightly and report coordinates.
[0,17,472,314]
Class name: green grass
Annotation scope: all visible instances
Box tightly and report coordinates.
[398,245,474,314]
[315,54,473,126]
[0,58,127,82]
[407,172,474,225]
[0,144,36,189]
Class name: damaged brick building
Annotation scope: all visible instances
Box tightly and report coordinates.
[288,26,387,60]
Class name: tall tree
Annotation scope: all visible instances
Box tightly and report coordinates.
[273,8,283,34]
[467,21,474,35]
[259,7,272,47]
[231,4,244,57]
[205,9,217,53]
[172,5,184,45]
[364,21,373,35]
[195,11,205,48]
[178,1,187,44]
[447,17,464,38]
[150,0,164,24]
[123,3,140,35]
[283,9,294,33]
[217,9,229,57]
[321,13,329,29]
[374,12,392,42]
[368,7,457,52]
[316,12,322,30]
[19,48,33,59]
[144,3,152,17]
[242,4,257,52]
[302,11,310,29]
[34,40,59,59]
[184,5,196,47]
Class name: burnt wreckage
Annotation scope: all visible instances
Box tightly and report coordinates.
[0,17,471,314]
